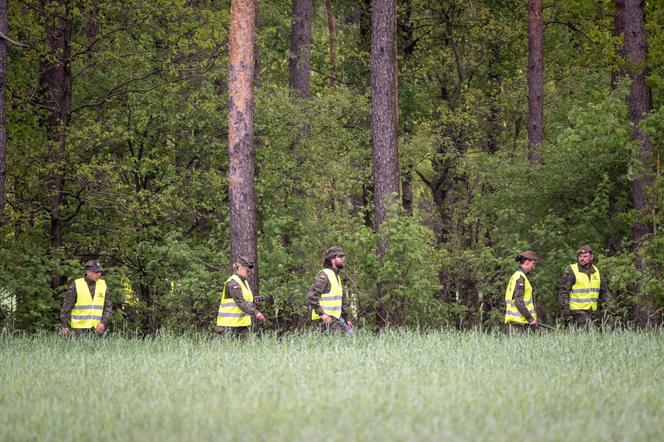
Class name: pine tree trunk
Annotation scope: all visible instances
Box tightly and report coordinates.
[289,0,312,98]
[38,0,73,290]
[371,0,400,328]
[371,0,400,234]
[527,0,544,164]
[624,0,654,327]
[228,0,259,292]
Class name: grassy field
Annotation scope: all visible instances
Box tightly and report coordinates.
[1,330,663,441]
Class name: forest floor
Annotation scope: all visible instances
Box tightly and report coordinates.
[1,329,662,441]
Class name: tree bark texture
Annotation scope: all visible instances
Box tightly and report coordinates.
[0,0,7,216]
[288,0,312,98]
[527,0,544,164]
[371,0,399,329]
[38,1,73,290]
[371,0,400,236]
[624,0,654,245]
[324,0,337,86]
[228,0,259,292]
[624,0,654,327]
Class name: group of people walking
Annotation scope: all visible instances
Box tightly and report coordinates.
[59,244,612,336]
[505,245,614,331]
[59,246,354,336]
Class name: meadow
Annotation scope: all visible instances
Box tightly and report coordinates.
[1,330,662,441]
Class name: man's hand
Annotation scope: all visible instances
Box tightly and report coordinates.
[61,327,70,337]
[529,319,538,330]
[345,320,353,329]
[321,313,332,325]
[255,312,265,321]
[95,323,105,335]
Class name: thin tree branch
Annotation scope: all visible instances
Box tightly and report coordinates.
[0,30,30,48]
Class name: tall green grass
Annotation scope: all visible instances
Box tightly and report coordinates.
[1,330,662,441]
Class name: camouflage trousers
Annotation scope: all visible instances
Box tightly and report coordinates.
[314,320,352,335]
[506,323,536,334]
[570,310,597,329]
[215,326,252,339]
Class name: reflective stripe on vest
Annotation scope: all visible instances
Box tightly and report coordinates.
[504,270,537,324]
[312,268,343,320]
[70,278,107,329]
[569,263,601,311]
[216,274,253,327]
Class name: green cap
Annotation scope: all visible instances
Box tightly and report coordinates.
[576,245,593,255]
[324,246,345,261]
[237,256,254,269]
[84,260,104,272]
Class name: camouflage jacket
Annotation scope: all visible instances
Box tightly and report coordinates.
[225,276,258,318]
[306,266,351,320]
[558,263,613,315]
[60,277,113,328]
[511,268,536,323]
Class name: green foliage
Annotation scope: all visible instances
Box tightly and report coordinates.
[2,0,664,332]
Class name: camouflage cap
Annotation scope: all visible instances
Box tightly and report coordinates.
[84,260,104,273]
[237,256,254,269]
[518,251,539,261]
[577,244,593,255]
[324,246,345,261]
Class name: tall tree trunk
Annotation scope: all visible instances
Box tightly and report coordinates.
[371,0,399,238]
[38,1,73,290]
[0,0,7,216]
[289,0,312,98]
[624,0,654,327]
[527,0,544,164]
[371,0,400,328]
[324,0,337,86]
[611,0,626,89]
[228,0,259,293]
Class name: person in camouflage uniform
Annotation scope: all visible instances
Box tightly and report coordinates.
[558,245,614,328]
[215,256,265,338]
[60,260,112,337]
[307,246,353,333]
[504,251,539,333]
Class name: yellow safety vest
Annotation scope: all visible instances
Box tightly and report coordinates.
[70,278,107,329]
[217,274,254,327]
[504,270,537,324]
[569,263,601,311]
[311,268,343,320]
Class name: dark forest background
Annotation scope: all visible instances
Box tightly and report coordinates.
[0,0,662,333]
